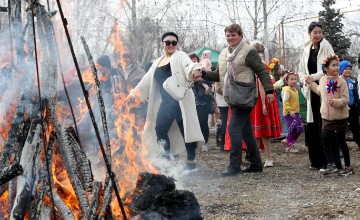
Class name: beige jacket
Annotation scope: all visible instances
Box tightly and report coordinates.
[308,76,349,121]
[131,50,204,155]
[298,38,334,122]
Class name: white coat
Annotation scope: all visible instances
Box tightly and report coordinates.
[298,38,334,122]
[131,50,204,155]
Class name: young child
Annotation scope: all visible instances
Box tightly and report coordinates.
[307,54,351,175]
[281,72,304,152]
[338,60,358,175]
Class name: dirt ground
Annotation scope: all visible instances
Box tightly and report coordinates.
[181,133,360,219]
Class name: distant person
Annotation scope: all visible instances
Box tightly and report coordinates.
[298,21,334,170]
[64,54,88,86]
[307,54,351,175]
[248,41,282,168]
[281,72,304,153]
[199,50,212,71]
[213,49,230,152]
[121,51,146,94]
[189,53,215,152]
[338,60,358,175]
[96,54,122,97]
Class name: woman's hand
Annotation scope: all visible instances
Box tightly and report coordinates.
[262,104,268,116]
[192,69,202,81]
[266,94,274,104]
[305,75,314,84]
[215,85,222,95]
[290,111,296,117]
[224,96,229,103]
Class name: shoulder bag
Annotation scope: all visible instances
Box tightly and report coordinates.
[228,63,257,110]
[163,72,191,101]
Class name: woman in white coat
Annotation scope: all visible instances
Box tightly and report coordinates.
[130,32,204,171]
[298,21,334,170]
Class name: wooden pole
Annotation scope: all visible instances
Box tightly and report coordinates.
[281,20,285,68]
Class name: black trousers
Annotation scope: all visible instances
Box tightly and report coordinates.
[218,106,229,137]
[196,105,210,144]
[227,107,262,170]
[306,92,326,168]
[348,104,360,148]
[155,101,197,161]
[335,130,351,167]
[322,129,343,169]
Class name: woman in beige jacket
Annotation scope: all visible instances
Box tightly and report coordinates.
[298,21,334,170]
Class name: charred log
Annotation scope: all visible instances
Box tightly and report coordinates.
[64,127,93,194]
[0,119,31,171]
[10,120,43,220]
[130,172,203,220]
[97,181,112,219]
[84,181,101,220]
[81,36,113,191]
[0,183,7,198]
[9,0,26,68]
[60,126,89,214]
[8,180,15,217]
[30,185,44,220]
[0,134,5,147]
[50,187,75,220]
[0,163,23,186]
[11,181,31,220]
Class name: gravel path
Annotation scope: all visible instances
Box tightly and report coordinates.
[180,134,360,219]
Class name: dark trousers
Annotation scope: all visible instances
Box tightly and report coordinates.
[348,104,360,148]
[218,106,229,137]
[196,105,210,143]
[155,102,197,160]
[322,129,343,169]
[228,107,262,170]
[335,130,351,167]
[306,92,326,168]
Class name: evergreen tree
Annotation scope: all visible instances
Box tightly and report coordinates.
[319,0,351,60]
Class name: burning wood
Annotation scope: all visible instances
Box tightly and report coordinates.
[0,1,205,219]
[84,181,101,219]
[10,120,43,219]
[0,164,23,187]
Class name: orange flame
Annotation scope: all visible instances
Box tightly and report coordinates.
[109,93,158,218]
[0,190,9,219]
[110,18,126,70]
[52,153,81,219]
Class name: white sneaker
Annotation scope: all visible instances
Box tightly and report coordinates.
[264,159,274,167]
[201,144,208,152]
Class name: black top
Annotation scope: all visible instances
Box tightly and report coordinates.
[154,63,177,104]
[308,47,319,75]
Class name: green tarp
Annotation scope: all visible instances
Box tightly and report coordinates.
[188,47,220,68]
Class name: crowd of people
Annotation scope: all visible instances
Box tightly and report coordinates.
[128,21,360,191]
[2,20,360,191]
[54,21,360,182]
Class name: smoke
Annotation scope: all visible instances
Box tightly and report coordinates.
[147,140,193,189]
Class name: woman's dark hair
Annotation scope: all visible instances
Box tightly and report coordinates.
[308,21,322,33]
[161,32,178,41]
[189,54,200,62]
[224,24,243,36]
